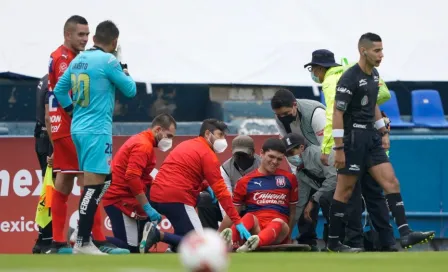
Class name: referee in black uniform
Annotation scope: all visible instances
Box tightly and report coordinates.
[32,74,54,253]
[327,33,435,252]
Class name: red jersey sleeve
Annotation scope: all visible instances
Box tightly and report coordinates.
[232,177,248,206]
[201,149,241,225]
[288,173,299,205]
[54,57,70,81]
[49,55,70,90]
[125,143,151,196]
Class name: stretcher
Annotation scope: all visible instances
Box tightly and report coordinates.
[254,244,311,252]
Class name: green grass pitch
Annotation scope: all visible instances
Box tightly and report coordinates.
[0,252,447,272]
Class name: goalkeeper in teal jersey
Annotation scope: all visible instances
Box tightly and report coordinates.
[54,20,136,255]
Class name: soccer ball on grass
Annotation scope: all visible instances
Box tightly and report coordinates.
[178,228,229,272]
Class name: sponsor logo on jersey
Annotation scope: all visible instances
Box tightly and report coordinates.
[353,123,367,129]
[253,192,287,205]
[336,87,352,95]
[359,79,367,87]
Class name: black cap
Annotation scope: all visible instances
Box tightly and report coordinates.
[282,133,305,152]
[304,49,341,68]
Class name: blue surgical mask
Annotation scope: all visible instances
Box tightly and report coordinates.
[287,155,303,167]
[311,71,321,84]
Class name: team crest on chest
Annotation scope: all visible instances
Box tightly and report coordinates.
[275,176,286,188]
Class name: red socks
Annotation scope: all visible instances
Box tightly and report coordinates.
[52,188,106,243]
[51,190,69,243]
[231,213,255,243]
[258,221,283,246]
[91,208,106,241]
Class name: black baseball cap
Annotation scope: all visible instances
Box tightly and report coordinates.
[303,49,341,68]
[282,133,306,152]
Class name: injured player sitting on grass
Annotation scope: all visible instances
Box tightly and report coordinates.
[219,138,298,252]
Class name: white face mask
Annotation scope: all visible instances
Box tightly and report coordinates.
[213,138,228,153]
[158,138,172,152]
[287,155,303,167]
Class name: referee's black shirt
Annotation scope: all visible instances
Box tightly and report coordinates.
[35,74,49,125]
[334,64,380,130]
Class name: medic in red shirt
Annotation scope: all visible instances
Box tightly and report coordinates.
[139,119,251,253]
[102,113,177,253]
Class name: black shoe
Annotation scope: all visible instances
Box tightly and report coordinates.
[400,231,435,249]
[379,245,399,252]
[328,242,363,253]
[309,245,320,252]
[45,242,73,254]
[139,223,161,253]
[32,241,52,254]
[321,246,330,252]
[32,242,42,254]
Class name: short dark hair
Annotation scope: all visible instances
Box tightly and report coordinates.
[262,138,286,154]
[94,20,119,45]
[64,15,88,32]
[151,113,177,129]
[271,88,296,110]
[358,32,382,47]
[199,119,228,137]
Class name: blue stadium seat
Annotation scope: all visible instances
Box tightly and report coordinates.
[221,100,273,122]
[379,90,414,128]
[320,92,326,106]
[411,90,448,128]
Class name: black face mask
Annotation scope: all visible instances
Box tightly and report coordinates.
[234,153,255,171]
[277,113,295,124]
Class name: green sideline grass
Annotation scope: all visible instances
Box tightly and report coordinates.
[0,252,447,272]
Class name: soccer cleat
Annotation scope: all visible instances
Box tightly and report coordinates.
[236,235,260,253]
[220,228,233,251]
[33,242,52,254]
[73,239,107,255]
[45,242,73,254]
[139,222,160,253]
[309,245,320,252]
[327,242,363,253]
[93,240,130,254]
[321,246,330,252]
[400,231,435,249]
[32,243,42,254]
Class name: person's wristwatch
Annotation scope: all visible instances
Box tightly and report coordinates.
[380,130,390,137]
[333,145,344,151]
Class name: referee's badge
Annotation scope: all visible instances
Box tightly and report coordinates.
[361,95,368,106]
[276,176,286,188]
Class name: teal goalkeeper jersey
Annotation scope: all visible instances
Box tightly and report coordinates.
[54,47,136,135]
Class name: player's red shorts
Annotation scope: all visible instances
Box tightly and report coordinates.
[251,212,287,230]
[53,136,82,173]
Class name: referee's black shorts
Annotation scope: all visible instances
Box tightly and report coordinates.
[337,123,389,176]
[35,132,53,176]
